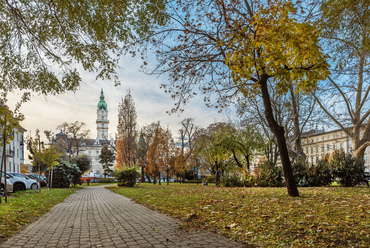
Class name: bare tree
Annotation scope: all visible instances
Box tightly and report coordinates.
[56,121,90,156]
[313,0,370,161]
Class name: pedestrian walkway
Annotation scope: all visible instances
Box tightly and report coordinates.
[1,185,245,248]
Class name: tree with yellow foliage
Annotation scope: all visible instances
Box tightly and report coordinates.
[145,0,330,196]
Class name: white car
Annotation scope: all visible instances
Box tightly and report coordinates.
[8,173,39,190]
[1,172,27,192]
[1,177,14,196]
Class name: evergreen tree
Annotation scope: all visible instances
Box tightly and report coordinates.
[99,146,115,178]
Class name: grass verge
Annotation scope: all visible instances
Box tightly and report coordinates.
[109,184,370,247]
[0,188,78,242]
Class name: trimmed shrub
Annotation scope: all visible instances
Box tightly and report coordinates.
[113,167,140,187]
[330,150,365,187]
[256,161,284,187]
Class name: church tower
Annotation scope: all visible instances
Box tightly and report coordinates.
[96,89,109,139]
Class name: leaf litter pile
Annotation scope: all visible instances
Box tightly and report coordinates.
[110,184,370,247]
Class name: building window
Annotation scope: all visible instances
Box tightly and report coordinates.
[311,157,314,163]
[311,147,313,153]
[306,148,309,154]
[333,144,336,150]
[96,150,99,154]
[340,143,343,149]
[327,145,330,151]
[316,157,319,162]
[322,136,324,141]
[327,135,330,139]
[89,151,92,154]
[316,147,318,153]
[316,137,319,142]
[321,146,324,152]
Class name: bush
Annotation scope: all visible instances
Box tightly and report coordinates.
[243,173,256,187]
[99,178,116,183]
[330,150,365,187]
[292,160,332,187]
[308,158,332,187]
[113,167,140,187]
[221,173,245,187]
[255,161,284,187]
[46,162,81,188]
[205,175,215,183]
[292,160,309,186]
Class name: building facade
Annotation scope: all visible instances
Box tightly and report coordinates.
[53,89,116,176]
[301,128,369,172]
[0,125,26,173]
[79,89,116,176]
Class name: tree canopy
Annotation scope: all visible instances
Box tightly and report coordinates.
[0,0,168,96]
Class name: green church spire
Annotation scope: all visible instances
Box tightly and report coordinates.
[97,88,108,111]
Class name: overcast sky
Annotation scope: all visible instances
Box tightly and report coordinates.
[7,56,233,145]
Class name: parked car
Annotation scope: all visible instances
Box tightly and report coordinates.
[8,173,39,190]
[1,178,13,197]
[1,172,27,192]
[27,174,47,187]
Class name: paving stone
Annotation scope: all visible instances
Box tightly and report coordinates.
[0,185,245,248]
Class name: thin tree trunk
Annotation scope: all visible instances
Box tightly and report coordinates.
[141,163,145,183]
[289,82,306,162]
[259,75,299,197]
[1,144,5,203]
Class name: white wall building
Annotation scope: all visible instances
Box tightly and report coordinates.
[301,128,369,172]
[0,125,26,173]
[79,89,116,176]
[53,89,116,176]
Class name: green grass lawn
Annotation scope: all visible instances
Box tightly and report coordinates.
[0,188,78,242]
[109,184,370,247]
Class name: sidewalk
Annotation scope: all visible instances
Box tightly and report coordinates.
[1,185,245,248]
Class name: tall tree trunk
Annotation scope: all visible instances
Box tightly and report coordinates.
[352,54,365,160]
[289,82,306,162]
[259,75,299,197]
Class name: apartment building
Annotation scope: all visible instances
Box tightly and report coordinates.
[301,128,369,172]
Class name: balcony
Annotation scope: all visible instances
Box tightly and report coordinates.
[5,148,14,157]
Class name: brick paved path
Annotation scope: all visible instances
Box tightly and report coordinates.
[1,185,245,248]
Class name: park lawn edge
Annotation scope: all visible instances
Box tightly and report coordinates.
[0,187,80,243]
[107,183,370,248]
